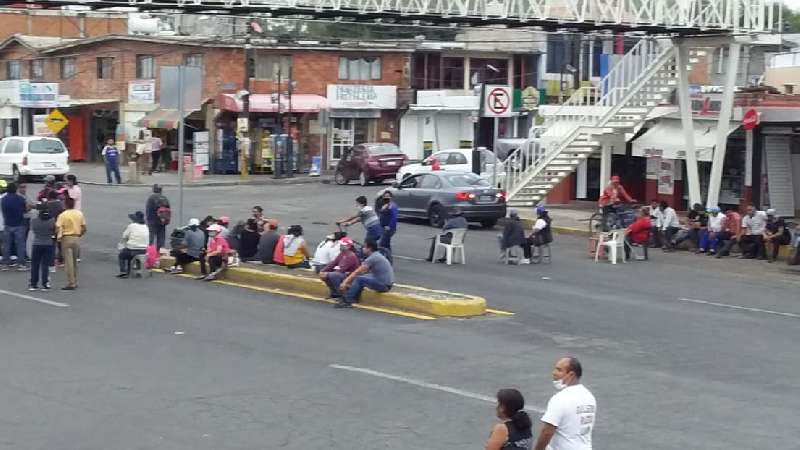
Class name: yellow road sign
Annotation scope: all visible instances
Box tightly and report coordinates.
[44,109,69,134]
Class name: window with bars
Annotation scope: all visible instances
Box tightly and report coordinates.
[185,53,203,68]
[338,56,381,80]
[6,60,21,80]
[254,53,292,80]
[60,57,76,79]
[30,59,44,80]
[97,57,114,79]
[136,55,155,79]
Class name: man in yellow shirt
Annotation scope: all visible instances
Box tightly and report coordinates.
[55,197,86,290]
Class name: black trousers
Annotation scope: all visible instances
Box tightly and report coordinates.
[740,235,764,258]
[205,255,224,274]
[427,232,452,261]
[662,226,680,249]
[119,248,146,274]
[148,223,166,249]
[174,252,200,267]
[151,151,161,172]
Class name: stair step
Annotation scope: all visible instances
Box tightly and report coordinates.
[604,121,637,128]
[564,147,598,153]
[544,165,577,171]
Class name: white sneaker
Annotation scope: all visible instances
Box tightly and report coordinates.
[519,258,531,265]
[49,266,56,273]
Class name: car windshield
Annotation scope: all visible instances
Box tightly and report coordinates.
[366,144,400,155]
[28,139,66,154]
[444,173,490,187]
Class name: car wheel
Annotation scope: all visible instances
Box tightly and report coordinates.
[358,171,369,186]
[11,165,21,183]
[334,170,349,185]
[428,204,446,228]
[480,219,498,229]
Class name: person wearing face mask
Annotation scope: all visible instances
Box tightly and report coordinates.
[534,357,596,450]
[378,191,399,250]
[198,224,229,281]
[485,388,533,450]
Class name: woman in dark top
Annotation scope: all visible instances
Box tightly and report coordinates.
[29,207,56,291]
[238,218,261,261]
[485,388,533,450]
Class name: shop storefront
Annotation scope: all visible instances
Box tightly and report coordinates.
[326,85,397,164]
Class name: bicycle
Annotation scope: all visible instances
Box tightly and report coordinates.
[588,203,639,233]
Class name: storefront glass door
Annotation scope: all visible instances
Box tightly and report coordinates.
[330,118,371,161]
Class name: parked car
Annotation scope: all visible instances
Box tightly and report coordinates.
[395,148,504,184]
[0,136,70,182]
[378,171,507,228]
[334,143,408,186]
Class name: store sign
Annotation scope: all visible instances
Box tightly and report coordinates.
[0,80,59,108]
[128,80,156,104]
[33,115,54,136]
[658,159,675,195]
[742,108,759,130]
[327,85,396,109]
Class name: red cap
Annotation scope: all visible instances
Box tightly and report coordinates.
[339,237,354,248]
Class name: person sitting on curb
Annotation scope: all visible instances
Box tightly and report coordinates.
[319,237,360,300]
[282,225,311,269]
[312,232,344,273]
[198,224,229,281]
[658,201,681,252]
[237,219,261,262]
[624,207,651,261]
[763,209,791,263]
[498,209,527,262]
[426,207,468,263]
[169,218,205,274]
[702,207,726,256]
[116,211,150,278]
[257,220,281,264]
[740,205,767,259]
[328,239,394,309]
[716,206,742,258]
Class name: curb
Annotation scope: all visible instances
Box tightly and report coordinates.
[159,256,487,317]
[81,176,332,188]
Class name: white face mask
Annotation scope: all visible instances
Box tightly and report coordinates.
[552,379,567,391]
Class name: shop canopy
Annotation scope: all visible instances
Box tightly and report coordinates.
[136,109,193,129]
[632,119,740,162]
[216,93,329,113]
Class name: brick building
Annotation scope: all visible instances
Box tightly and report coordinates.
[0,33,412,170]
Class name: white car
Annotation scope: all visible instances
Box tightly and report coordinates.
[0,136,70,181]
[396,148,505,184]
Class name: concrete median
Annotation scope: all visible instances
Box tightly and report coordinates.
[158,256,487,317]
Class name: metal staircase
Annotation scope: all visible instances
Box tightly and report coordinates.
[503,38,700,207]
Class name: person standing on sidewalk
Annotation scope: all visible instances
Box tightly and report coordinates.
[55,197,86,290]
[534,357,596,450]
[28,207,55,291]
[101,138,122,184]
[150,133,163,173]
[378,191,399,250]
[145,184,170,250]
[1,183,30,271]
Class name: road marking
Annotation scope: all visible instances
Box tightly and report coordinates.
[330,364,544,413]
[0,288,69,308]
[486,308,515,316]
[678,297,800,319]
[175,275,436,320]
[393,255,427,262]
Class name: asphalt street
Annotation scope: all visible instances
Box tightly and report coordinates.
[0,180,798,450]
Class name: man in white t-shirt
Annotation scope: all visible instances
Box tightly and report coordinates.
[740,205,767,259]
[535,357,596,450]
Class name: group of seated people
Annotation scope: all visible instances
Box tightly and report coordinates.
[156,205,394,307]
[616,200,798,263]
[498,207,553,264]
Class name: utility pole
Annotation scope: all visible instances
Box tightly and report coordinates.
[472,82,486,175]
[240,20,252,179]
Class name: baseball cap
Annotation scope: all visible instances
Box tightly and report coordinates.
[339,237,354,248]
[188,218,200,227]
[766,208,777,216]
[207,224,222,232]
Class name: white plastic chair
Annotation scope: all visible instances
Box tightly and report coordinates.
[595,231,625,264]
[435,228,467,265]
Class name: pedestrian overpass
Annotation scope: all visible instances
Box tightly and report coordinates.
[27,0,780,34]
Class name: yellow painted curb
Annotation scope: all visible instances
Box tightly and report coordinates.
[159,256,487,317]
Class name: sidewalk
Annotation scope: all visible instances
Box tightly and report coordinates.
[69,162,331,188]
[516,200,597,235]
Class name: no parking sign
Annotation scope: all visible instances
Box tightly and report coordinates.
[482,85,512,118]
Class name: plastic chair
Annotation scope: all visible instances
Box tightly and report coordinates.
[435,228,467,265]
[595,231,625,264]
[130,254,151,278]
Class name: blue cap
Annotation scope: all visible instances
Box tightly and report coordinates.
[536,206,547,214]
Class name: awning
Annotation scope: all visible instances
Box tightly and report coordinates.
[216,93,329,113]
[57,98,118,108]
[632,119,740,162]
[136,109,190,129]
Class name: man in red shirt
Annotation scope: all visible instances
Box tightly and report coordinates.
[716,206,742,258]
[319,237,361,300]
[598,175,634,208]
[624,207,651,260]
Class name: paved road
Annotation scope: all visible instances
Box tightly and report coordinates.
[0,181,797,449]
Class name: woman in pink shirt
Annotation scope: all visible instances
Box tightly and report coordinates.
[200,224,230,281]
[65,175,82,211]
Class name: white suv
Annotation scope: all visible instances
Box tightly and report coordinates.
[0,136,70,181]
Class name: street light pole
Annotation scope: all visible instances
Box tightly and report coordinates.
[240,22,252,179]
[472,82,485,175]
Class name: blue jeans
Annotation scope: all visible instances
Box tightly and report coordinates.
[324,271,347,298]
[379,228,395,249]
[30,244,54,287]
[365,224,383,244]
[343,273,391,304]
[106,159,121,184]
[3,226,28,266]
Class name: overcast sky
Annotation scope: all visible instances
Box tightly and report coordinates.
[786,0,800,12]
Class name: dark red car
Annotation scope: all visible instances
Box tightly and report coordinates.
[334,143,408,186]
